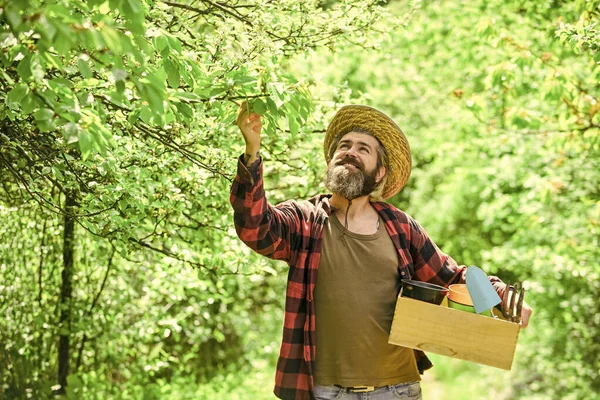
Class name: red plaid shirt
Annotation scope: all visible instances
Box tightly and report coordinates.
[230,156,497,400]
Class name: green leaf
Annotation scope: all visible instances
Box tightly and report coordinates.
[4,7,22,30]
[252,98,267,115]
[34,108,54,122]
[123,0,143,17]
[30,55,46,80]
[266,97,278,116]
[164,59,180,89]
[147,69,166,92]
[154,35,169,52]
[100,26,123,53]
[89,123,109,156]
[127,109,140,125]
[145,85,165,115]
[44,52,65,71]
[166,35,182,53]
[52,166,64,180]
[53,31,73,56]
[1,68,15,86]
[139,105,153,123]
[48,78,74,89]
[78,58,93,79]
[6,84,30,105]
[296,96,311,122]
[78,130,93,160]
[172,91,202,103]
[116,80,126,93]
[20,93,38,114]
[233,75,256,84]
[16,55,32,80]
[175,102,193,120]
[288,115,299,137]
[209,87,227,98]
[164,109,176,124]
[125,19,145,36]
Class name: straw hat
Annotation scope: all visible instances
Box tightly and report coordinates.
[324,105,411,199]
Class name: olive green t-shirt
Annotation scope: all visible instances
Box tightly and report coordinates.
[314,213,420,387]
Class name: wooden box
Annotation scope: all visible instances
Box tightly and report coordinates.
[388,296,520,370]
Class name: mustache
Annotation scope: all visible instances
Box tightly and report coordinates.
[335,157,363,169]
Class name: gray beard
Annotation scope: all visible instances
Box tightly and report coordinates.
[325,164,377,200]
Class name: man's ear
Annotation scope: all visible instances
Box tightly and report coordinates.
[376,166,387,184]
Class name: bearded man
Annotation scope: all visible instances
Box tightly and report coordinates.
[230,104,532,400]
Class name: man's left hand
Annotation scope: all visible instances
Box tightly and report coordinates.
[520,301,533,329]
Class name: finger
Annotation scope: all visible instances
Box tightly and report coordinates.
[248,120,262,132]
[236,108,246,125]
[520,315,528,328]
[243,114,260,124]
[237,110,255,128]
[520,307,532,328]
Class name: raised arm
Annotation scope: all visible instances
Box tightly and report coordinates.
[230,103,301,262]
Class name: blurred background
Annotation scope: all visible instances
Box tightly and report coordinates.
[1,0,598,398]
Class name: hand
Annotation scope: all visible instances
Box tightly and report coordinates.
[504,289,533,328]
[236,102,262,164]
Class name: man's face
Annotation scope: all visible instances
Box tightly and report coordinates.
[325,132,386,200]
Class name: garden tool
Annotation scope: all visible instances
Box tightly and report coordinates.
[465,266,502,314]
[515,286,525,324]
[501,282,526,323]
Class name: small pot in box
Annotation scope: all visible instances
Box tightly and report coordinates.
[448,284,491,316]
[400,280,449,305]
[448,284,473,305]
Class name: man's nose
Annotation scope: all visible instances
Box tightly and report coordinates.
[344,145,360,158]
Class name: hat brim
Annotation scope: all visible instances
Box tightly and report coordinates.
[324,105,411,199]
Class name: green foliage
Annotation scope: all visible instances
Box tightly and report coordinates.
[0,0,395,397]
[291,0,599,398]
[1,0,599,398]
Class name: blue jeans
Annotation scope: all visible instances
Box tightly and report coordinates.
[313,382,422,400]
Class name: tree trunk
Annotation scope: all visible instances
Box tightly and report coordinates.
[57,195,76,393]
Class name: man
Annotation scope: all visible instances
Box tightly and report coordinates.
[230,104,532,400]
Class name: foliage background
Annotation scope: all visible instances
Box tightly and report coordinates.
[1,0,598,399]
